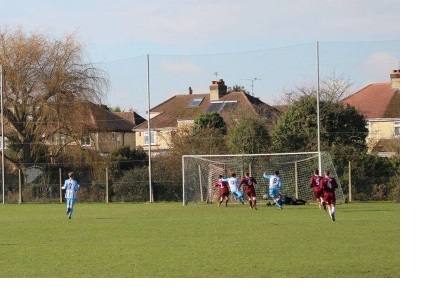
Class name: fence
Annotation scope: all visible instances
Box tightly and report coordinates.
[1,164,152,204]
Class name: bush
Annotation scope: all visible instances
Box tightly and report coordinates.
[112,166,150,202]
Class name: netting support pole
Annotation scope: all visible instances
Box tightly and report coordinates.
[59,168,62,203]
[198,164,203,202]
[316,41,322,172]
[294,162,299,199]
[19,168,22,204]
[182,156,186,206]
[0,64,4,204]
[106,167,109,203]
[348,160,352,202]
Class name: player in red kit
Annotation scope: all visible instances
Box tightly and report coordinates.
[310,169,326,210]
[214,175,230,207]
[321,169,338,221]
[238,172,258,210]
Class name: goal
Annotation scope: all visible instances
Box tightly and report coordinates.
[181,152,345,205]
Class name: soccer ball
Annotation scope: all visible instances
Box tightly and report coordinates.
[262,193,269,200]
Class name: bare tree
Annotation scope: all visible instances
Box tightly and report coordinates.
[0,25,108,167]
[279,71,354,104]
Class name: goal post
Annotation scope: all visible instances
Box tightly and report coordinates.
[182,152,345,206]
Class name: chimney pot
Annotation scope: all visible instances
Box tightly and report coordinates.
[390,69,400,90]
[209,79,228,101]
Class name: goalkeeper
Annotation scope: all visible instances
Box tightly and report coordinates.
[263,170,283,209]
[223,173,245,205]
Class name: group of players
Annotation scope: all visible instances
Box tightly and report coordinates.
[214,172,258,209]
[213,170,285,210]
[214,168,338,222]
[309,169,338,221]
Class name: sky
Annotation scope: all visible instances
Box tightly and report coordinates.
[0,0,401,116]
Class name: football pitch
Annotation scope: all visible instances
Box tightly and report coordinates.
[0,201,399,279]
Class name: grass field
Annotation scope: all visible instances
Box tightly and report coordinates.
[0,201,400,279]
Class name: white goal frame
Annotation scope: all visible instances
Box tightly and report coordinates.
[181,152,344,206]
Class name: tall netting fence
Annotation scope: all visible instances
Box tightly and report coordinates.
[96,40,400,112]
[182,152,344,206]
[0,40,399,203]
[1,164,150,204]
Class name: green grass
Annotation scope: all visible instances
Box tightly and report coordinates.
[0,201,399,278]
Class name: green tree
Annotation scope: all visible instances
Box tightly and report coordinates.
[107,146,148,178]
[331,145,400,201]
[228,84,250,94]
[193,112,227,134]
[227,117,271,154]
[272,96,367,152]
[168,112,229,156]
[0,25,108,167]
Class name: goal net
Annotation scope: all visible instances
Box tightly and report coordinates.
[182,152,345,205]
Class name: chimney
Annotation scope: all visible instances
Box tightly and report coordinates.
[209,79,228,101]
[390,69,400,91]
[189,87,193,95]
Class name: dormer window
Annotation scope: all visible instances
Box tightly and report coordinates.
[207,101,237,112]
[188,98,203,107]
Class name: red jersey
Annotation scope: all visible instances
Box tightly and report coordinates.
[239,176,257,194]
[310,174,323,194]
[214,179,230,196]
[322,176,338,193]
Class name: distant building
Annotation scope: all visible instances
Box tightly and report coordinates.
[341,70,400,156]
[133,79,281,153]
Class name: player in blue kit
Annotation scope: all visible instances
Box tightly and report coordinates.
[263,170,283,209]
[61,171,81,219]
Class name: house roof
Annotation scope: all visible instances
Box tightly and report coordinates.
[340,83,400,119]
[80,102,136,132]
[115,111,147,126]
[133,90,281,130]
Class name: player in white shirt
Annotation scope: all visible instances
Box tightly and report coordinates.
[61,171,81,219]
[223,173,245,205]
[263,170,283,209]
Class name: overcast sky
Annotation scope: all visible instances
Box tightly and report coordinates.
[1,0,401,114]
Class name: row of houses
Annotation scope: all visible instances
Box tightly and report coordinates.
[134,69,400,156]
[2,70,400,158]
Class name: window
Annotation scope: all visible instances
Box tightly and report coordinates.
[222,101,237,110]
[394,121,400,137]
[52,134,66,145]
[207,101,224,112]
[143,131,156,145]
[206,101,238,112]
[188,98,203,107]
[81,135,92,146]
